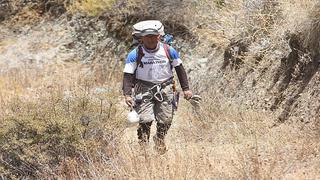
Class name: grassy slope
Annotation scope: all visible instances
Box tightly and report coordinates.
[0,0,319,179]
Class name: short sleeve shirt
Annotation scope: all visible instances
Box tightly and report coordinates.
[123,43,182,83]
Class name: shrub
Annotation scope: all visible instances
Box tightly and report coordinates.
[69,0,116,16]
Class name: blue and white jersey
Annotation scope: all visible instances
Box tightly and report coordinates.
[123,43,182,83]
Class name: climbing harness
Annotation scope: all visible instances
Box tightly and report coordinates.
[134,78,174,104]
[151,84,164,102]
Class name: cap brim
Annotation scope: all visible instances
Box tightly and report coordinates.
[140,31,160,36]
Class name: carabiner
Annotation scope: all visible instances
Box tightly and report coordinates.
[153,85,164,102]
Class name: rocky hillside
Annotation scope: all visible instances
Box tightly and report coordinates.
[3,0,319,125]
[189,1,320,127]
[0,0,319,179]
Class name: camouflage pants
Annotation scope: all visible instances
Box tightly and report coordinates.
[134,80,174,143]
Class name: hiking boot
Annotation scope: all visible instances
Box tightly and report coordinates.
[153,135,167,155]
[138,133,150,147]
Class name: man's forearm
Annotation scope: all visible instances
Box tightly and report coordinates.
[175,64,189,91]
[122,73,135,95]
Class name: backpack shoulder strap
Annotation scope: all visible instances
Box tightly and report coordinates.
[136,45,144,68]
[163,43,173,63]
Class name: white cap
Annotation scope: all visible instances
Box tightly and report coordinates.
[132,20,165,37]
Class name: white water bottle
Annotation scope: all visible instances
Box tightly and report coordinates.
[127,109,139,124]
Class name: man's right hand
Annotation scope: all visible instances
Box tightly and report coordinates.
[125,95,134,107]
[183,90,193,100]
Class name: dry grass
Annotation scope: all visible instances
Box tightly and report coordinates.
[1,0,320,179]
[191,0,319,56]
[0,60,126,178]
[68,0,117,16]
[62,95,319,179]
[194,96,320,179]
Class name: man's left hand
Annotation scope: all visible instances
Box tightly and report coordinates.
[183,90,193,100]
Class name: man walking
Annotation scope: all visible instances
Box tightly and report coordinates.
[122,20,192,154]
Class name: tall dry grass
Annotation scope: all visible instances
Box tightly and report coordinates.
[191,0,319,55]
[63,95,319,179]
[1,0,320,179]
[0,61,126,178]
[68,0,117,16]
[80,0,320,179]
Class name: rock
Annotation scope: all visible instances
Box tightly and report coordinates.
[0,0,11,22]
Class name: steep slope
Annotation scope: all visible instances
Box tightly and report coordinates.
[109,102,320,179]
[0,0,319,179]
